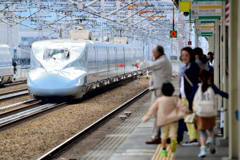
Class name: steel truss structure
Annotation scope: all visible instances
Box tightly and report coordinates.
[0,0,185,61]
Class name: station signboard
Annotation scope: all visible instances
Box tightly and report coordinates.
[191,1,222,19]
[180,0,228,1]
[198,32,214,37]
[199,34,213,37]
[197,30,214,35]
[196,19,215,35]
[197,23,214,29]
[197,23,214,32]
[196,20,216,24]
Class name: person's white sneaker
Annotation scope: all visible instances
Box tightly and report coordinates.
[206,138,216,154]
[206,138,214,145]
[198,146,206,158]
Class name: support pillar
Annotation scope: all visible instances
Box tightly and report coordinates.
[101,23,103,42]
[214,20,219,88]
[133,35,136,45]
[116,1,120,24]
[195,28,198,47]
[228,0,239,158]
[100,0,104,42]
[12,4,16,57]
[237,0,240,158]
[220,3,224,91]
[128,0,131,27]
[208,36,214,53]
[221,1,229,139]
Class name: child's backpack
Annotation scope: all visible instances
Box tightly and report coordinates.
[193,83,217,117]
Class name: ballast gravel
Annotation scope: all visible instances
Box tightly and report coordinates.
[0,76,150,160]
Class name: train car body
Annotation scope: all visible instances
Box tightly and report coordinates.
[28,39,143,99]
[0,44,13,85]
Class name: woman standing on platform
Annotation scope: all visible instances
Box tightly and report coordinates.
[179,47,200,145]
[207,52,214,69]
[207,52,214,72]
[194,47,208,71]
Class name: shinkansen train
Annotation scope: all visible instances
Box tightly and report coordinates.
[0,44,13,86]
[28,29,144,99]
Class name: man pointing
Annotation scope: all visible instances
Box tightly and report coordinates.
[136,45,172,144]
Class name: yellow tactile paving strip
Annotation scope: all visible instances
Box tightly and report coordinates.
[151,144,176,160]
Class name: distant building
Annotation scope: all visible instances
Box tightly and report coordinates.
[19,28,58,49]
[0,13,19,56]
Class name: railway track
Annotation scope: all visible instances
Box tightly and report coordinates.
[0,101,67,129]
[0,76,139,129]
[0,88,28,101]
[4,80,27,87]
[0,99,38,111]
[0,75,140,127]
[37,88,149,160]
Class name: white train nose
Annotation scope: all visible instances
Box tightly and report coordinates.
[28,71,84,97]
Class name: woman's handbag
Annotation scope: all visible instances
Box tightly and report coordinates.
[184,113,196,124]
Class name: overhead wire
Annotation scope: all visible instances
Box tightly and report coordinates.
[1,0,175,46]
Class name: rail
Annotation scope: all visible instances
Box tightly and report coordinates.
[0,74,141,130]
[0,101,67,129]
[0,88,28,101]
[4,80,27,87]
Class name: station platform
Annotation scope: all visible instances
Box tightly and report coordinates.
[79,77,229,160]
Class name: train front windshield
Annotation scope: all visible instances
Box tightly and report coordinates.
[44,48,70,60]
[32,41,86,71]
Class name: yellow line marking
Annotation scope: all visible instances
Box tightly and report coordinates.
[151,144,177,160]
[200,26,214,29]
[198,5,221,9]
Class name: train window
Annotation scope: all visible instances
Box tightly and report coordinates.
[43,48,70,60]
[109,47,115,71]
[79,49,87,69]
[97,46,108,72]
[88,45,96,74]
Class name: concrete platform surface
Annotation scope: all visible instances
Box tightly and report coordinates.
[109,120,158,160]
[80,76,229,160]
[175,134,229,160]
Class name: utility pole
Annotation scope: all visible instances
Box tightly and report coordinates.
[101,0,104,42]
[101,23,103,42]
[37,0,41,41]
[128,0,131,27]
[173,3,174,31]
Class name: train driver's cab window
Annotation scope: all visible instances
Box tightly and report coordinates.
[44,48,70,60]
